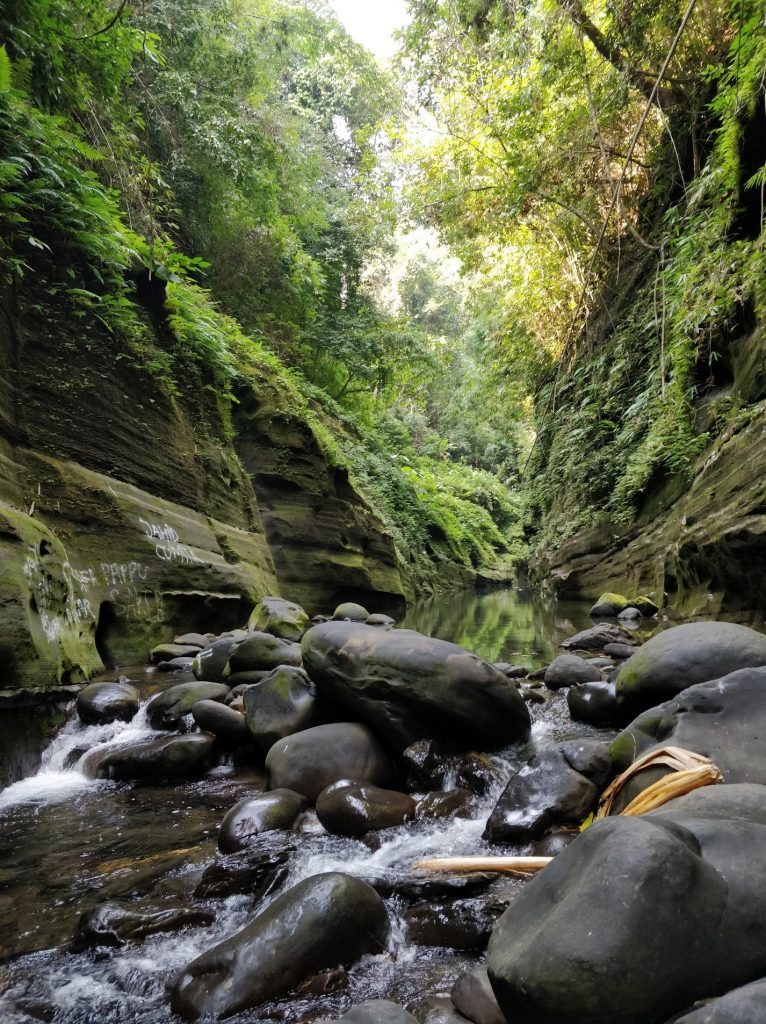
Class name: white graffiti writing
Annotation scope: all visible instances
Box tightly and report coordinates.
[100,561,149,587]
[138,517,204,564]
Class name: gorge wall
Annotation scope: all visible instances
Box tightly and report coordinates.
[0,289,408,690]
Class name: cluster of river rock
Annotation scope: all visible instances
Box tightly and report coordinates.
[28,593,766,1023]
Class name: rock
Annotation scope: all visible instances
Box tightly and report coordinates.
[416,998,473,1024]
[486,810,766,1024]
[648,782,766,825]
[332,602,370,622]
[366,613,395,628]
[567,679,634,726]
[493,662,528,678]
[227,631,303,673]
[76,680,139,725]
[156,657,195,672]
[615,621,766,707]
[415,789,477,821]
[520,686,546,704]
[316,780,415,837]
[560,623,637,651]
[630,595,659,617]
[455,753,505,796]
[151,643,203,663]
[195,832,295,899]
[72,904,214,951]
[366,872,495,902]
[192,638,240,683]
[673,978,766,1022]
[451,967,505,1024]
[526,666,548,680]
[243,665,319,750]
[617,606,642,621]
[247,596,309,642]
[531,829,579,857]
[401,738,446,790]
[169,872,389,1020]
[483,747,598,843]
[589,592,629,617]
[218,790,308,853]
[610,668,766,801]
[265,722,395,802]
[559,738,613,788]
[226,670,272,688]
[404,897,509,950]
[302,622,530,751]
[82,732,216,782]
[297,969,349,998]
[603,642,638,659]
[147,681,230,729]
[544,653,602,689]
[191,699,249,746]
[332,1001,417,1023]
[175,632,213,648]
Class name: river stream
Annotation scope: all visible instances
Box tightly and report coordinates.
[0,588,660,1024]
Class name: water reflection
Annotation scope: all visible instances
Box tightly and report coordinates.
[399,587,659,667]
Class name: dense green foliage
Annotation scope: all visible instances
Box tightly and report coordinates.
[0,0,526,587]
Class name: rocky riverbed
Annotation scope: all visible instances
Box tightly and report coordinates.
[2,587,766,1024]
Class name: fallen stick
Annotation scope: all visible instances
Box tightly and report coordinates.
[413,856,552,875]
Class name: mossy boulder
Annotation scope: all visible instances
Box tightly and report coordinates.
[242,665,319,750]
[615,621,766,707]
[227,631,302,674]
[247,596,309,642]
[589,592,629,617]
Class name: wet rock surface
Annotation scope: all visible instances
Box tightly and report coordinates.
[76,680,139,725]
[147,681,230,729]
[72,903,214,951]
[217,789,308,853]
[81,732,216,781]
[265,722,395,801]
[243,665,319,750]
[302,621,530,751]
[169,872,389,1020]
[316,780,415,836]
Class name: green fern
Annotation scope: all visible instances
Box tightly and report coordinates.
[0,45,12,92]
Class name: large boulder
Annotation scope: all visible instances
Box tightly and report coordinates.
[615,621,766,707]
[81,733,216,782]
[673,978,766,1023]
[243,666,319,750]
[228,631,302,673]
[333,602,370,622]
[169,872,389,1020]
[483,742,604,844]
[147,681,230,729]
[265,722,395,802]
[589,592,629,617]
[191,699,249,746]
[451,967,505,1024]
[486,807,766,1024]
[611,667,766,782]
[218,790,307,853]
[76,680,139,725]
[247,597,309,642]
[560,623,636,651]
[544,654,602,690]
[192,638,239,683]
[301,622,530,751]
[316,780,415,837]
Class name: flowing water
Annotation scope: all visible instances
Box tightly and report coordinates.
[0,588,659,1024]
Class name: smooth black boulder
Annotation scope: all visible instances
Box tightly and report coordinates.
[76,680,139,725]
[82,732,216,782]
[487,809,766,1024]
[243,665,319,750]
[191,699,249,746]
[195,831,296,899]
[544,654,602,689]
[451,967,505,1024]
[673,978,766,1022]
[560,623,636,651]
[567,679,634,726]
[615,621,766,707]
[169,872,389,1020]
[316,780,415,836]
[192,638,239,683]
[147,681,230,729]
[265,722,395,801]
[247,596,309,642]
[483,744,600,843]
[611,667,766,782]
[404,896,508,950]
[218,790,307,853]
[72,903,214,951]
[302,621,530,751]
[228,631,302,673]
